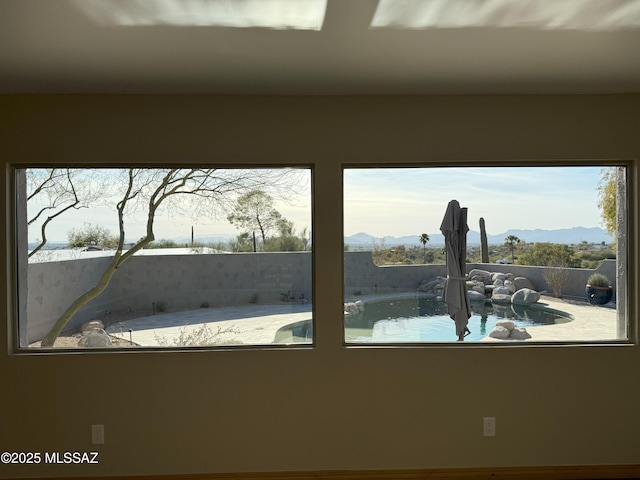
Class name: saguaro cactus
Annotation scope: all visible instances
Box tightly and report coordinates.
[480,217,489,263]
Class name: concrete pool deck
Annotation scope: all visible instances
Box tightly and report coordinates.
[106,296,621,346]
[106,303,313,346]
[481,296,621,343]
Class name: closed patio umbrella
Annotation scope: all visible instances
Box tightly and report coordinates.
[439,200,471,341]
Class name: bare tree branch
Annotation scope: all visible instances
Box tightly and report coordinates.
[40,167,305,346]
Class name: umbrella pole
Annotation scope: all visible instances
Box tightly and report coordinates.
[458,326,471,342]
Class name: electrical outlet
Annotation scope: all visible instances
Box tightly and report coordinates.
[91,424,104,445]
[483,417,496,437]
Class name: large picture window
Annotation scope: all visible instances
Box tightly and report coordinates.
[16,167,313,350]
[343,165,628,344]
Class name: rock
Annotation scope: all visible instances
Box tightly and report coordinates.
[467,290,486,302]
[512,288,541,305]
[504,280,516,294]
[492,272,506,283]
[491,293,512,304]
[78,328,112,348]
[510,327,532,340]
[344,303,360,314]
[468,280,485,294]
[514,277,535,291]
[489,326,510,339]
[469,269,492,283]
[493,286,511,295]
[495,320,515,331]
[81,320,104,333]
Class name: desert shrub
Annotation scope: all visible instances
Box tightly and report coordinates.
[67,223,118,248]
[146,238,179,249]
[542,267,570,298]
[587,273,611,287]
[154,324,242,347]
[518,243,580,268]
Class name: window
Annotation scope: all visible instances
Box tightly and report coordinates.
[343,165,628,344]
[17,167,313,350]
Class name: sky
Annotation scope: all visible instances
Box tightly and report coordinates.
[25,168,312,244]
[343,166,609,237]
[25,166,610,244]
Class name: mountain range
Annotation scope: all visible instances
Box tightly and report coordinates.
[32,227,613,250]
[344,227,613,248]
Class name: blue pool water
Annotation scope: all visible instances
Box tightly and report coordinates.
[275,295,572,343]
[344,296,572,343]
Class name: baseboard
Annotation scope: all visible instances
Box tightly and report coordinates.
[20,464,640,480]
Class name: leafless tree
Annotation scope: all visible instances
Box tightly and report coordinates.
[40,167,303,346]
[27,168,107,257]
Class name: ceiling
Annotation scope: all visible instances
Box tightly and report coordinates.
[2,0,640,95]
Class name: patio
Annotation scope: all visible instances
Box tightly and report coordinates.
[105,295,620,347]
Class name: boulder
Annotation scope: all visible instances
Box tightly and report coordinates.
[492,272,506,283]
[467,290,487,302]
[489,326,511,339]
[492,286,511,295]
[344,303,360,314]
[468,280,485,294]
[514,277,535,291]
[81,320,104,333]
[469,269,492,283]
[510,327,532,340]
[491,293,512,304]
[504,280,516,294]
[495,320,515,331]
[78,328,112,348]
[512,288,541,305]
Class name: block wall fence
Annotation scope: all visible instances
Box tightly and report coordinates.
[25,251,616,343]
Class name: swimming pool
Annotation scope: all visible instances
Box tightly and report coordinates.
[345,296,572,342]
[274,295,573,343]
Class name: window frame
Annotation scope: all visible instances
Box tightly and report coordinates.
[341,160,636,347]
[11,164,316,353]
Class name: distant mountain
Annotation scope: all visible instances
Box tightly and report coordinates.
[486,227,613,246]
[28,235,236,251]
[344,227,613,248]
[27,241,68,250]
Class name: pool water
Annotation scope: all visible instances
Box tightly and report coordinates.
[344,296,572,343]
